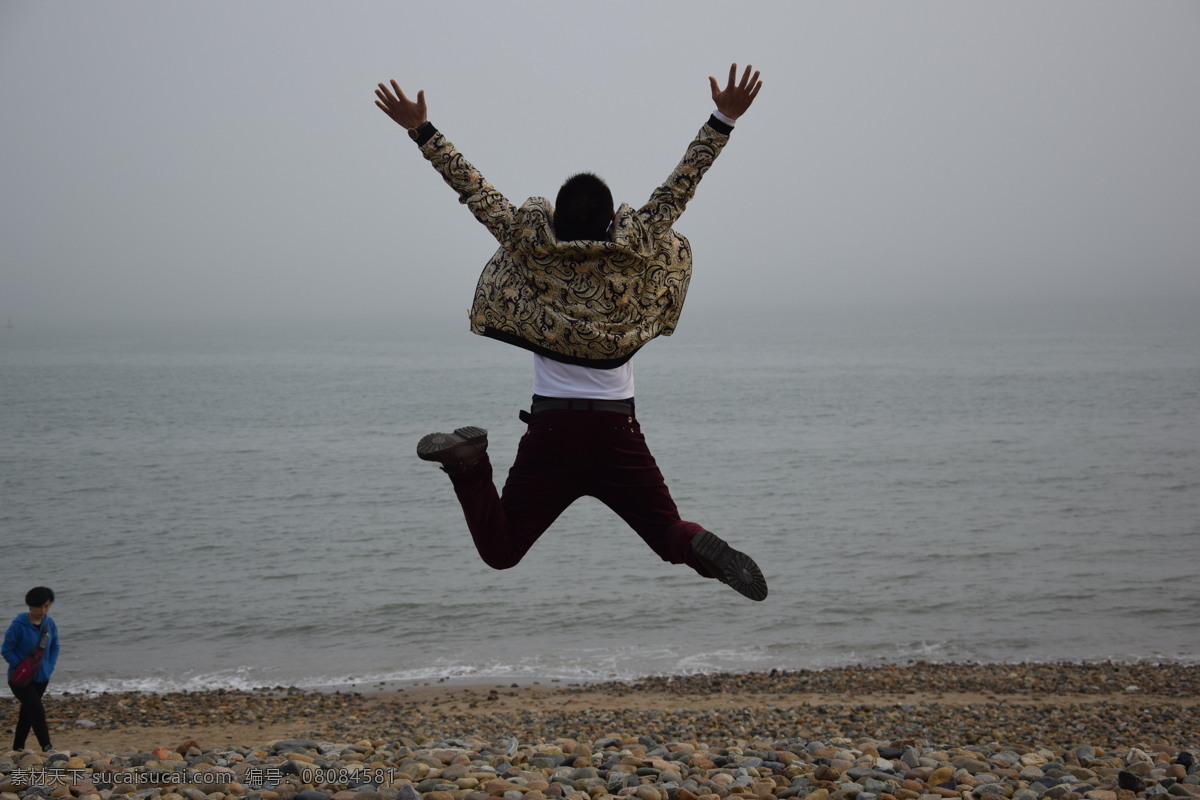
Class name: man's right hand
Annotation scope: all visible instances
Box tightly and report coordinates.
[709,63,762,121]
[375,80,428,130]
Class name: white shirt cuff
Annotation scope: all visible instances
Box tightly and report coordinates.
[712,109,738,127]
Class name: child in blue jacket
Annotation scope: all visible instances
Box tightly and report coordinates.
[3,586,59,752]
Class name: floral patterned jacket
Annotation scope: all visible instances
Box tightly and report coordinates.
[417,116,734,368]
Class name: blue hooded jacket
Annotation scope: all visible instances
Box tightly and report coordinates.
[3,613,59,683]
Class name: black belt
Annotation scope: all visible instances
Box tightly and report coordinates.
[519,398,635,423]
[531,398,634,415]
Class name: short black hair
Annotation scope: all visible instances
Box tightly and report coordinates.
[25,587,55,607]
[554,172,614,242]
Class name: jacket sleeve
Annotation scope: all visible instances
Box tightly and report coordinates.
[1,621,18,667]
[417,127,523,251]
[45,619,59,674]
[639,115,733,236]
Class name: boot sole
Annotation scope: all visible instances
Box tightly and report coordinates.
[691,530,768,601]
[417,426,488,462]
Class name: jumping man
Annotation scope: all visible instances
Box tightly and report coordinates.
[375,64,768,600]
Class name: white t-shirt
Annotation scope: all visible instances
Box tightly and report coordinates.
[532,354,634,400]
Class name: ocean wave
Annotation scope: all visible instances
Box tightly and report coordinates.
[52,643,1200,697]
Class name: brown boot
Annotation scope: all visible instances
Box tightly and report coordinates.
[416,426,488,474]
[690,529,768,601]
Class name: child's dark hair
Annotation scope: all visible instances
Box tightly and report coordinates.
[25,587,55,607]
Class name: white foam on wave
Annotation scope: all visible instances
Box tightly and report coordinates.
[49,640,1200,697]
[53,646,787,695]
[56,665,268,695]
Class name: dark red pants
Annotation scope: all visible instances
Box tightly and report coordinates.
[448,409,709,575]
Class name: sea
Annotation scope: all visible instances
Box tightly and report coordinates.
[2,299,1198,695]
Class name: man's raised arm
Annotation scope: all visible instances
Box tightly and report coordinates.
[374,78,521,246]
[638,63,764,234]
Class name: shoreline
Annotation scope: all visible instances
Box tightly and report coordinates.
[3,664,1197,800]
[46,656,1200,699]
[8,662,1198,752]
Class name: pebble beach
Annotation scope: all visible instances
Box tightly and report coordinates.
[3,664,1197,800]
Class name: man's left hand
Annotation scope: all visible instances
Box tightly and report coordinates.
[709,63,762,121]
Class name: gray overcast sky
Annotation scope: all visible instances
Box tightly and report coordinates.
[2,1,1198,324]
